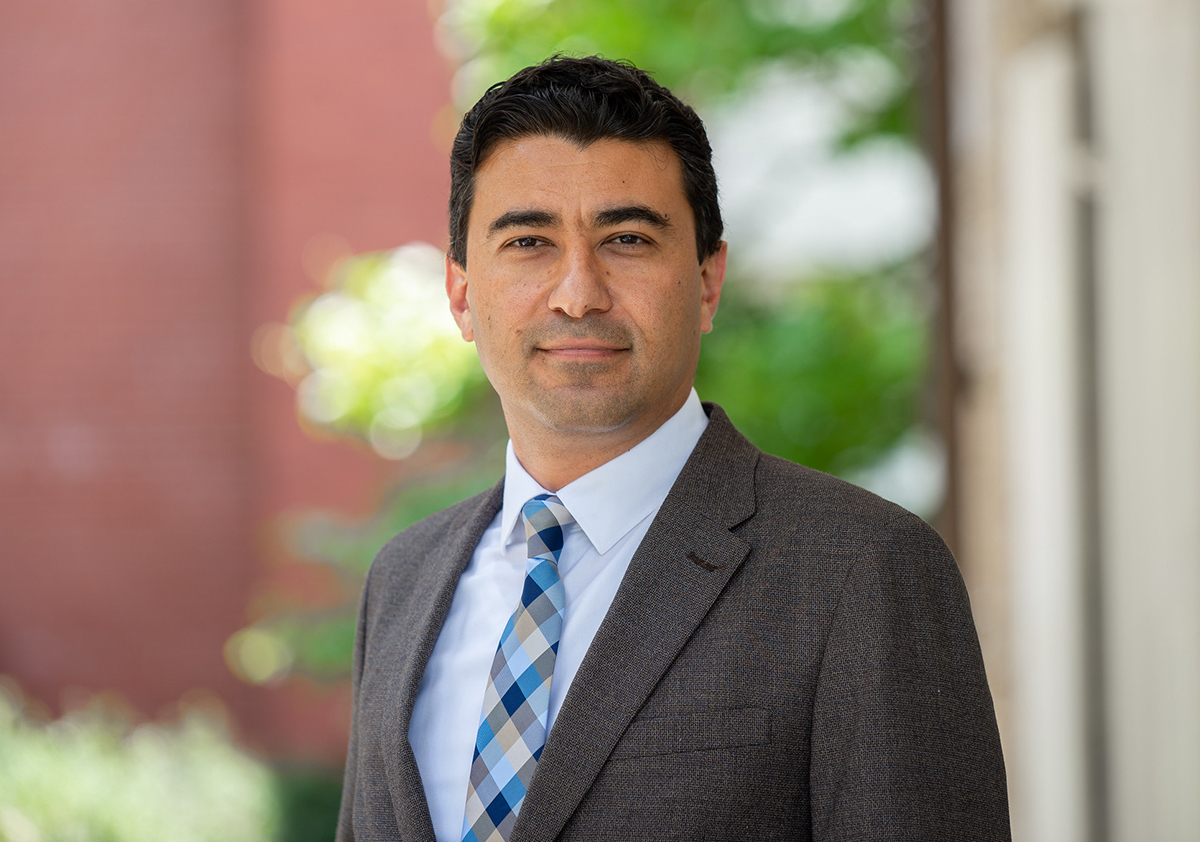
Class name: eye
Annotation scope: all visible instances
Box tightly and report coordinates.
[507,236,546,249]
[610,233,648,246]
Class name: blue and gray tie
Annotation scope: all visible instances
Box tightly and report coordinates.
[462,493,573,842]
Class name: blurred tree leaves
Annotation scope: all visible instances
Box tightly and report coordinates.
[444,0,922,147]
[229,471,502,683]
[697,270,925,476]
[0,686,281,842]
[287,243,486,460]
[0,682,347,842]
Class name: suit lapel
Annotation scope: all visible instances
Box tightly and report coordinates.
[380,481,505,842]
[512,406,760,842]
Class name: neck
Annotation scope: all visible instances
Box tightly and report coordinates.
[507,395,688,492]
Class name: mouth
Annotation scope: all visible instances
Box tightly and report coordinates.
[536,342,629,361]
[527,320,634,362]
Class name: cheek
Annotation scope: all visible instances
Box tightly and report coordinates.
[638,289,703,339]
[467,292,529,361]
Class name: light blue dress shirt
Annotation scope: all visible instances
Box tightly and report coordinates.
[408,390,709,842]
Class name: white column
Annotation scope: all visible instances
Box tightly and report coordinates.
[1000,32,1090,842]
[1091,0,1200,838]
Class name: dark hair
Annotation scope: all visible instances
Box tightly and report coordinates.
[448,55,723,266]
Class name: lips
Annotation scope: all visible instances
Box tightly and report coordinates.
[541,350,625,364]
[536,344,629,365]
[538,340,628,353]
[526,321,633,357]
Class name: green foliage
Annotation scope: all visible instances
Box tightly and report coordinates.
[696,271,926,477]
[444,0,920,144]
[230,469,502,684]
[290,243,486,459]
[288,471,504,578]
[0,688,281,842]
[273,766,343,842]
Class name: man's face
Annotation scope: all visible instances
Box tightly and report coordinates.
[446,135,726,445]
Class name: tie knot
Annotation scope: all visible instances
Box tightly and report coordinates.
[521,493,574,563]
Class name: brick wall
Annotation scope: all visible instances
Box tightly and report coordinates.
[0,0,452,761]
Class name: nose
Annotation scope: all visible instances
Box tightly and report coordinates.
[547,244,612,319]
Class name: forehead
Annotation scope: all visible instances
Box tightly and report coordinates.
[469,135,691,228]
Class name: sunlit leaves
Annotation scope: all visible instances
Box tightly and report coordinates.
[287,243,485,459]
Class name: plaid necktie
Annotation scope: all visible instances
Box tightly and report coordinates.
[462,493,573,842]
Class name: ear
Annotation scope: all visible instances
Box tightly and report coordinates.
[699,241,727,334]
[445,255,474,342]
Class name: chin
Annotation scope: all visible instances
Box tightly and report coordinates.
[528,391,640,435]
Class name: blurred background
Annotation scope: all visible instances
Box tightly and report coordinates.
[1,0,1197,839]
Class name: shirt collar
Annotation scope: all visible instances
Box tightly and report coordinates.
[500,389,709,554]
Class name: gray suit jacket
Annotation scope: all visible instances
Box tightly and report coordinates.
[337,405,1010,841]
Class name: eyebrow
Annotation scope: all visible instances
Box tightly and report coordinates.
[487,209,559,238]
[485,205,673,239]
[594,205,672,230]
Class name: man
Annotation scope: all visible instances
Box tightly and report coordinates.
[337,56,1009,842]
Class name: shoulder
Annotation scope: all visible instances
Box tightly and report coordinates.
[717,431,984,686]
[692,406,958,596]
[722,451,977,668]
[753,452,936,545]
[747,449,938,546]
[697,403,943,554]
